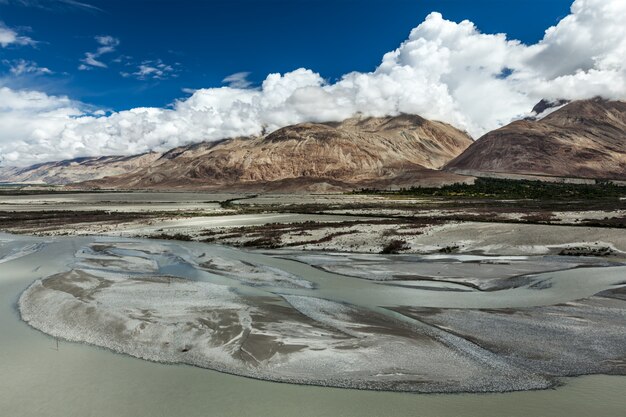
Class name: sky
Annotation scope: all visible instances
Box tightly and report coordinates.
[0,0,573,110]
[0,0,625,166]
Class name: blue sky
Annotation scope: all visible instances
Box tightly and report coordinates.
[0,0,573,110]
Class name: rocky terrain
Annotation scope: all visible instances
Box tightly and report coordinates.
[446,99,626,180]
[0,153,161,185]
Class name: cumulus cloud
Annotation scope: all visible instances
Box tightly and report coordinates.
[0,21,35,47]
[0,87,86,164]
[78,35,119,70]
[1,0,626,166]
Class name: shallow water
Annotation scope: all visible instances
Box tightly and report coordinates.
[1,233,626,416]
[224,246,626,309]
[0,191,245,212]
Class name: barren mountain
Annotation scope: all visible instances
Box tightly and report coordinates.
[83,114,473,191]
[0,153,161,185]
[446,99,626,180]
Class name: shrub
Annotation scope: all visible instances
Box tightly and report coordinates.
[380,239,409,254]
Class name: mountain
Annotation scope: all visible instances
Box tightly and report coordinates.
[0,153,161,185]
[529,99,570,117]
[446,99,626,180]
[78,114,473,191]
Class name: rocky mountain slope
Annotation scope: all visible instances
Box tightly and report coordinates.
[82,114,473,191]
[446,99,626,180]
[0,153,161,185]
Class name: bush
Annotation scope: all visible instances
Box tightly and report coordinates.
[151,232,193,241]
[438,245,459,254]
[380,239,409,254]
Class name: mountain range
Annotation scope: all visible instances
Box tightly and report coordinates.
[1,98,624,190]
[2,114,474,191]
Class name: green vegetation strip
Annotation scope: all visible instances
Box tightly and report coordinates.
[355,178,626,200]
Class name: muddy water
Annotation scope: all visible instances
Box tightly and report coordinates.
[1,234,626,417]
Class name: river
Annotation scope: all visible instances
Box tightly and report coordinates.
[1,233,625,416]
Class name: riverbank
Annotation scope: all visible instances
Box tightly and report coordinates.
[1,191,624,260]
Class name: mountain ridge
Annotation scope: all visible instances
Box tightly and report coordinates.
[446,98,626,180]
[0,152,161,185]
[78,114,474,191]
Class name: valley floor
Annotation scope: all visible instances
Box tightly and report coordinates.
[1,191,625,258]
[2,189,626,394]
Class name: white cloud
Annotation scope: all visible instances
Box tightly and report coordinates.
[1,0,626,166]
[60,0,101,12]
[0,87,86,164]
[79,35,119,70]
[0,0,102,12]
[94,35,118,51]
[222,72,252,88]
[121,59,179,80]
[3,59,53,75]
[0,21,35,47]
